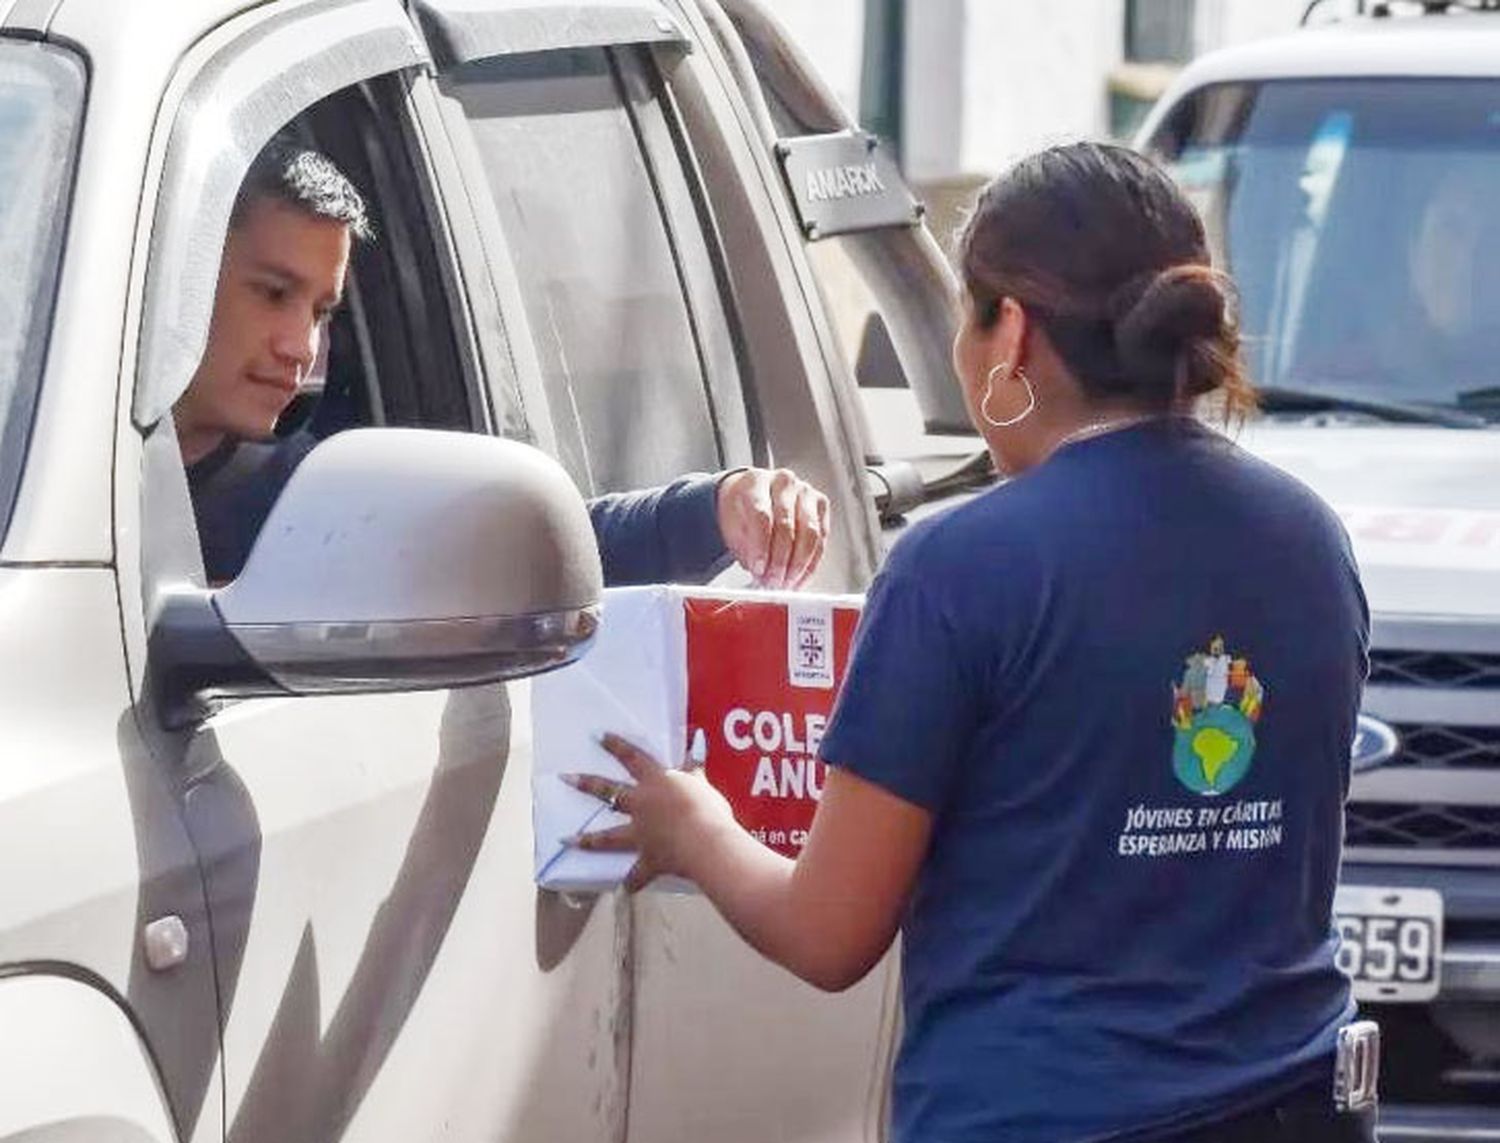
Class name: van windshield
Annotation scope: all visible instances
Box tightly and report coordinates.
[0,41,85,540]
[1148,78,1500,421]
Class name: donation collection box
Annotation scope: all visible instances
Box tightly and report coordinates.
[532,586,862,892]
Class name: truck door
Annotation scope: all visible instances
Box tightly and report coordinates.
[412,1,898,1139]
[117,5,627,1141]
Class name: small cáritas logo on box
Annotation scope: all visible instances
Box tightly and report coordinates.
[788,602,835,689]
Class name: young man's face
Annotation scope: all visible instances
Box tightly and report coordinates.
[175,197,350,458]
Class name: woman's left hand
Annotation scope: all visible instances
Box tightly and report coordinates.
[564,732,739,892]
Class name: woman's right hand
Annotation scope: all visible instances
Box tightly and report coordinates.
[564,733,739,892]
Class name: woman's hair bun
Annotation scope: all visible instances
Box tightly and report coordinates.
[1110,265,1235,398]
[958,143,1256,419]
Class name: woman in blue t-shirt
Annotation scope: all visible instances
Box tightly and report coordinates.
[566,142,1372,1143]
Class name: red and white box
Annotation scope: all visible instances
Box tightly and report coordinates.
[532,585,862,892]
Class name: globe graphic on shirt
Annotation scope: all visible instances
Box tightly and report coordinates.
[1169,636,1265,796]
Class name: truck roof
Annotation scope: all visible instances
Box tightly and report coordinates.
[1179,14,1500,86]
[0,0,265,57]
[1,0,679,74]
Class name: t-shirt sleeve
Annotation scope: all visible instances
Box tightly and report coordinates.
[588,474,732,587]
[820,565,982,813]
[1334,511,1372,682]
[187,431,318,584]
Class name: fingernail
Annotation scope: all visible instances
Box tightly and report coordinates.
[561,833,586,849]
[559,773,583,789]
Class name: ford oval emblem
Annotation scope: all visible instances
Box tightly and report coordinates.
[1351,715,1401,773]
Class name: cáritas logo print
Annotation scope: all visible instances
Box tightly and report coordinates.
[1170,636,1265,796]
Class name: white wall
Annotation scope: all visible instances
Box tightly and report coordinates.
[1197,0,1308,53]
[903,0,1126,182]
[903,0,967,181]
[959,0,1127,175]
[750,0,1308,183]
[753,0,866,119]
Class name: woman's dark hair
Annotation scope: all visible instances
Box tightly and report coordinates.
[958,141,1254,420]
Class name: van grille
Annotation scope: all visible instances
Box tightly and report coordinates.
[1393,723,1500,769]
[1369,650,1500,689]
[1346,803,1500,849]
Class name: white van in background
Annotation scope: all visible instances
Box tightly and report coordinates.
[1135,8,1500,1140]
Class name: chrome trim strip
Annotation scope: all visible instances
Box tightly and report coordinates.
[1349,768,1500,807]
[1365,686,1500,727]
[1372,614,1500,656]
[1343,846,1500,868]
[1379,1105,1500,1142]
[1442,941,1500,999]
[227,605,599,693]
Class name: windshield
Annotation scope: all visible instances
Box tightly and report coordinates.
[1147,78,1500,420]
[0,41,85,542]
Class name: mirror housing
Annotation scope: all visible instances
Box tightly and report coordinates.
[152,429,602,726]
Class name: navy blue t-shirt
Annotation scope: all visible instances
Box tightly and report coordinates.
[820,418,1368,1143]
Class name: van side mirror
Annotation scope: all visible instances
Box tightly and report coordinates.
[151,429,601,727]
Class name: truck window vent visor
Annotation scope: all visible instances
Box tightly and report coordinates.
[1370,651,1500,690]
[1347,802,1500,850]
[412,1,686,70]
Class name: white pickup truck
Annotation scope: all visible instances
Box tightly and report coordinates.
[0,0,951,1138]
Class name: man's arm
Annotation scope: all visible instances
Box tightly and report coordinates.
[186,430,319,585]
[588,475,729,587]
[588,468,831,589]
[187,431,830,590]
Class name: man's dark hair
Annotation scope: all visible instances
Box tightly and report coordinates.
[230,137,374,242]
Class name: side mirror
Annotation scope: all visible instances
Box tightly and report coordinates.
[152,428,601,726]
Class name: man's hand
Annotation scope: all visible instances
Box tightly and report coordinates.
[716,468,830,590]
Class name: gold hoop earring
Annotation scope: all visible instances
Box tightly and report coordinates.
[982,364,1037,429]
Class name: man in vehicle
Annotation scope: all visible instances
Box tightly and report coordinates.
[173,139,830,588]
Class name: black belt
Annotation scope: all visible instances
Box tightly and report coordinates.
[1141,1072,1377,1143]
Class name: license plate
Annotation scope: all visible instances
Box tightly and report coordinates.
[1334,886,1443,1003]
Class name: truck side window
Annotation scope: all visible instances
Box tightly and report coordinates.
[0,43,84,548]
[292,78,477,438]
[164,74,481,586]
[445,46,754,495]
